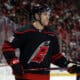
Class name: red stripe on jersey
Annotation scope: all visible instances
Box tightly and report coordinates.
[2,48,15,52]
[2,42,13,48]
[14,29,37,34]
[43,32,55,34]
[52,53,62,59]
[51,53,63,63]
[2,42,15,52]
[16,73,49,80]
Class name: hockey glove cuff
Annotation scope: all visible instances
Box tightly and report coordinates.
[10,58,24,75]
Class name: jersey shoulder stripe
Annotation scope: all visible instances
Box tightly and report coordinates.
[14,24,36,34]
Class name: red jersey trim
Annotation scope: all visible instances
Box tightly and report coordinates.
[14,29,37,34]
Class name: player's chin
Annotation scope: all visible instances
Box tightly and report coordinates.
[43,22,49,26]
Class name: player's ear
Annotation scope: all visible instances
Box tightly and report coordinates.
[34,13,40,20]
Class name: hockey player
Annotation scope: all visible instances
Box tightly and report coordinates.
[2,3,80,80]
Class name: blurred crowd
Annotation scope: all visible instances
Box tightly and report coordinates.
[0,0,80,64]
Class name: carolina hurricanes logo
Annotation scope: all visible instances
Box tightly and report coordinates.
[27,41,50,64]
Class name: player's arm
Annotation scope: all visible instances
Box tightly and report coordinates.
[2,31,26,75]
[51,36,80,73]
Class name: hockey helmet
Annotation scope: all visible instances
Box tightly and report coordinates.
[31,3,51,18]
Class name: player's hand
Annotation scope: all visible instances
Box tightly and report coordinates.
[11,63,24,75]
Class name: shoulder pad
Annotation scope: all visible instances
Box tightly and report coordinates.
[16,25,31,32]
[14,25,36,35]
[44,27,58,37]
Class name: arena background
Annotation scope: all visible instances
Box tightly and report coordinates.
[0,0,80,80]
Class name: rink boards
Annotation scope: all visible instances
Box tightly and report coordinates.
[50,70,76,80]
[50,64,76,80]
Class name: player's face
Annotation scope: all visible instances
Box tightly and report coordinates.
[40,12,50,26]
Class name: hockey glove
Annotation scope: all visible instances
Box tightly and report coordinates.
[68,63,80,73]
[10,58,24,75]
